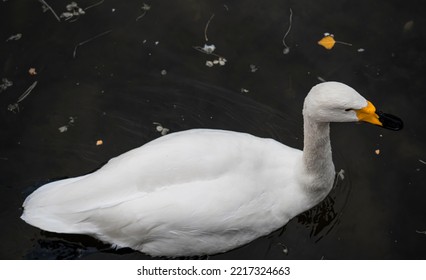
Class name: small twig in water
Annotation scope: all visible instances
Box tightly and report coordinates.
[193,46,223,59]
[419,159,426,165]
[6,33,22,42]
[84,0,105,11]
[416,230,426,235]
[282,8,293,54]
[204,14,215,42]
[335,40,353,46]
[136,11,147,21]
[38,0,61,22]
[73,30,113,58]
[17,81,38,103]
[7,81,38,113]
[136,3,151,21]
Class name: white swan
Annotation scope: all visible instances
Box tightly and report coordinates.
[21,82,402,257]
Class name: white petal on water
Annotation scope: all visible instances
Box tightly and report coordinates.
[58,126,68,133]
[202,44,216,54]
[161,128,170,135]
[250,64,258,72]
[317,76,327,82]
[337,169,345,180]
[205,61,214,67]
[6,33,22,42]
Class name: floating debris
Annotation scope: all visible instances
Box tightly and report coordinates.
[136,3,151,21]
[66,2,80,12]
[240,88,249,93]
[419,159,426,165]
[28,68,37,76]
[205,61,214,67]
[282,8,293,55]
[278,243,289,255]
[84,0,104,11]
[7,81,38,113]
[160,69,167,76]
[6,33,22,42]
[58,117,76,133]
[250,64,258,72]
[73,29,112,58]
[38,0,61,22]
[58,126,68,133]
[0,78,13,93]
[201,44,216,54]
[317,76,327,82]
[282,245,288,255]
[196,45,226,67]
[204,14,215,42]
[96,140,103,146]
[318,33,353,50]
[193,15,227,66]
[60,2,85,21]
[337,169,345,180]
[416,230,426,235]
[60,1,104,22]
[205,57,227,68]
[318,34,335,49]
[375,149,380,155]
[357,48,365,53]
[60,13,73,20]
[153,122,170,136]
[216,57,227,66]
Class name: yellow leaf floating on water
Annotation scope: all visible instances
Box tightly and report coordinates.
[318,33,353,50]
[318,35,336,50]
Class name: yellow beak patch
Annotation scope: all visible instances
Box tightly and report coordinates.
[355,101,383,126]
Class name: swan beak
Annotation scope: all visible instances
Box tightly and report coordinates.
[355,101,403,131]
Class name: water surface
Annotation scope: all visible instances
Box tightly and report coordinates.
[0,0,425,259]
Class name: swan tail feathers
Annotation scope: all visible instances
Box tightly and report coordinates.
[20,175,96,235]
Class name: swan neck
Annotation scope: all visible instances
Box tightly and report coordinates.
[302,116,334,177]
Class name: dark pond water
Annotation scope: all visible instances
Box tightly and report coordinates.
[0,0,425,259]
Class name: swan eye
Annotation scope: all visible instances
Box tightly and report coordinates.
[345,108,353,112]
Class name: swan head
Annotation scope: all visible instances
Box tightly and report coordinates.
[303,82,403,130]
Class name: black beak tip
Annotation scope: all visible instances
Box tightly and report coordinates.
[377,111,404,131]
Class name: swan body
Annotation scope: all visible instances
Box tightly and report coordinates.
[21,82,402,257]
